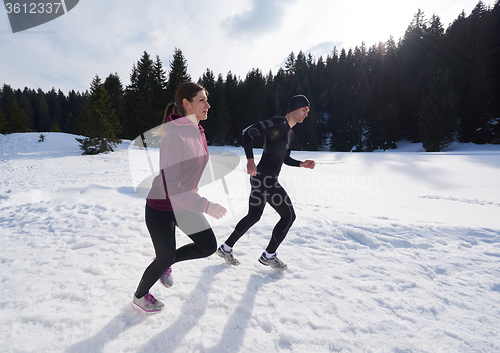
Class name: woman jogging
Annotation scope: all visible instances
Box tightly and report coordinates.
[133,82,227,314]
[217,95,315,270]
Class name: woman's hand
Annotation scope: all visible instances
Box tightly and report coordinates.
[300,160,316,169]
[207,202,227,219]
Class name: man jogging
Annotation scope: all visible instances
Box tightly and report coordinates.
[217,95,315,270]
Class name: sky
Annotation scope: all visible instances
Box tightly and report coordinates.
[0,0,488,93]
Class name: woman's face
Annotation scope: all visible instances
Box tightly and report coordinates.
[183,90,210,123]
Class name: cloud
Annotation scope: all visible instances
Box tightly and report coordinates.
[222,0,297,38]
[1,0,482,93]
[305,41,343,58]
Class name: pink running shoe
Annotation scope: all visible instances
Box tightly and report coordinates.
[160,267,173,288]
[132,293,164,314]
[152,257,173,288]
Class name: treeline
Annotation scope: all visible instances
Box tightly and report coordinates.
[1,1,499,152]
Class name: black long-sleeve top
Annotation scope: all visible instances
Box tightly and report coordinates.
[242,116,301,177]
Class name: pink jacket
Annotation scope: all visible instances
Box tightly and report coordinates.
[146,114,210,213]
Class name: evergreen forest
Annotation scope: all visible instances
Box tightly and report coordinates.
[1,2,499,152]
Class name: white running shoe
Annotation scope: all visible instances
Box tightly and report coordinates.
[132,293,164,314]
[217,246,240,266]
[160,267,173,288]
[258,253,288,270]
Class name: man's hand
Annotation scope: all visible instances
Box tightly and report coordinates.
[247,159,257,176]
[300,160,316,169]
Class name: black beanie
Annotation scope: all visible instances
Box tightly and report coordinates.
[287,95,310,113]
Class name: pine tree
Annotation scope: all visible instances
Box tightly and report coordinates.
[165,48,191,103]
[9,100,31,133]
[493,0,500,142]
[0,109,7,133]
[123,51,166,139]
[19,89,34,130]
[446,2,498,143]
[363,41,401,151]
[284,52,296,75]
[240,68,268,132]
[76,75,122,154]
[198,69,217,143]
[32,89,51,132]
[398,9,432,141]
[65,90,85,134]
[50,122,62,132]
[224,71,242,145]
[198,71,230,145]
[1,84,15,114]
[0,87,5,116]
[104,73,125,137]
[199,68,216,95]
[57,89,68,131]
[151,55,168,117]
[419,68,458,152]
[212,74,231,145]
[271,68,287,115]
[328,48,361,151]
[46,88,62,133]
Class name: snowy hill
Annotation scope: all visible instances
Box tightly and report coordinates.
[1,133,500,353]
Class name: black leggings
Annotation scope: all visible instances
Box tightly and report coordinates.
[224,173,296,254]
[135,204,217,298]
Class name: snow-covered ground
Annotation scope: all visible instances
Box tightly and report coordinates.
[1,132,499,353]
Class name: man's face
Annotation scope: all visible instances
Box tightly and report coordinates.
[292,106,309,124]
